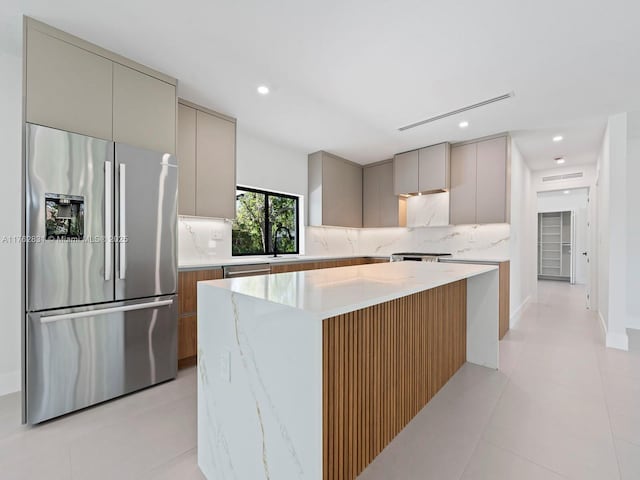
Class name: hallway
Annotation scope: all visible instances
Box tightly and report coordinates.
[360,281,640,479]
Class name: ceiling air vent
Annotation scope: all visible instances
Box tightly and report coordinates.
[542,172,583,182]
[398,92,515,131]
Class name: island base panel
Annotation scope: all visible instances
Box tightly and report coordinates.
[322,279,467,480]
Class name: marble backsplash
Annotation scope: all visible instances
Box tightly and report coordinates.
[178,216,511,265]
[406,192,449,227]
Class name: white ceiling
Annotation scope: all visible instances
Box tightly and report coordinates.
[5,0,640,165]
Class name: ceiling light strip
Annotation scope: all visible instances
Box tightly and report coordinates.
[398,92,515,132]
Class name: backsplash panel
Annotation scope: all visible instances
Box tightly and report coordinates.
[178,217,232,265]
[179,217,511,265]
[359,224,510,258]
[406,193,449,227]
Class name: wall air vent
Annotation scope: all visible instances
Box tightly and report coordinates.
[542,172,584,182]
[398,92,515,131]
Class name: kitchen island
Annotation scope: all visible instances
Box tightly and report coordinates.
[197,261,499,480]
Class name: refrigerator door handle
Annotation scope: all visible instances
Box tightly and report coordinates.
[119,163,126,280]
[39,299,174,324]
[104,160,112,281]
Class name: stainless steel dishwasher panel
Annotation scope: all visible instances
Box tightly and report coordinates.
[223,264,271,278]
[25,295,177,424]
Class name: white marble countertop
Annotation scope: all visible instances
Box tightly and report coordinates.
[178,254,388,270]
[199,261,497,318]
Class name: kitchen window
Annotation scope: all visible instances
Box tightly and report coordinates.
[232,187,299,256]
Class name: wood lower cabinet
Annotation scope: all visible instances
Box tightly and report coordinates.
[178,268,223,368]
[270,257,387,274]
[323,280,467,479]
[499,261,511,340]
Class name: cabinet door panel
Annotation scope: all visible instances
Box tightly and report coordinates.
[26,29,113,139]
[418,143,449,192]
[378,162,401,227]
[322,157,362,227]
[450,143,477,225]
[113,63,176,154]
[195,111,236,219]
[476,136,507,224]
[177,104,197,216]
[363,165,379,227]
[393,150,419,195]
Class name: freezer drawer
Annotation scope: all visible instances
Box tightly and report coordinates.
[25,295,177,424]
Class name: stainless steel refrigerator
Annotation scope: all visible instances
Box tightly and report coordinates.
[24,123,178,424]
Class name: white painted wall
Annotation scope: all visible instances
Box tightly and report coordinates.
[625,112,640,330]
[537,189,589,285]
[596,113,628,349]
[0,15,23,395]
[509,139,536,324]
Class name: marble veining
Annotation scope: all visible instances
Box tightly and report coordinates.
[406,193,449,227]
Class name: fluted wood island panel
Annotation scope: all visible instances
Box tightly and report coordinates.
[322,280,467,480]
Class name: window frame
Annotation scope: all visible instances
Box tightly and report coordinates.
[232,186,300,256]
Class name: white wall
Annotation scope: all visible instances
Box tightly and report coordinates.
[625,112,640,330]
[596,113,629,349]
[0,15,23,395]
[509,139,536,324]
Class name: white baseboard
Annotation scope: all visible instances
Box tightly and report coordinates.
[599,311,630,351]
[0,370,20,397]
[606,331,629,351]
[510,295,531,329]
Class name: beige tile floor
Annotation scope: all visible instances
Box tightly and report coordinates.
[1,281,639,479]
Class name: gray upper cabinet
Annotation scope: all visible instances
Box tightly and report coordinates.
[418,143,450,192]
[26,28,113,140]
[394,143,450,195]
[308,152,363,228]
[393,150,419,195]
[196,110,236,219]
[476,136,508,224]
[25,18,177,153]
[363,161,406,227]
[449,135,509,225]
[177,104,197,216]
[450,143,478,225]
[113,64,176,154]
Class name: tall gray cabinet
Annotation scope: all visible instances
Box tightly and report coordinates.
[363,161,407,228]
[308,151,363,228]
[25,17,177,154]
[177,100,237,219]
[450,135,509,225]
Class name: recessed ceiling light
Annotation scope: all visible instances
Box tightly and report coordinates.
[257,85,270,95]
[459,121,469,128]
[555,157,565,164]
[563,190,570,194]
[553,135,563,142]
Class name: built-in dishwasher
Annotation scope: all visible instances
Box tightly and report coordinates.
[223,264,272,278]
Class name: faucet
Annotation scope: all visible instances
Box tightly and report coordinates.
[272,224,291,258]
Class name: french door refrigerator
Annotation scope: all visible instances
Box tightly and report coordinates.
[24,124,178,424]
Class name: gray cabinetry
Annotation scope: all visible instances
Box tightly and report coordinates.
[450,135,509,225]
[25,18,177,153]
[113,64,176,154]
[363,161,406,227]
[418,143,450,192]
[177,104,197,216]
[26,28,113,140]
[195,109,237,219]
[476,136,508,224]
[394,143,450,195]
[393,150,419,195]
[177,100,236,219]
[450,143,478,225]
[308,151,363,227]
